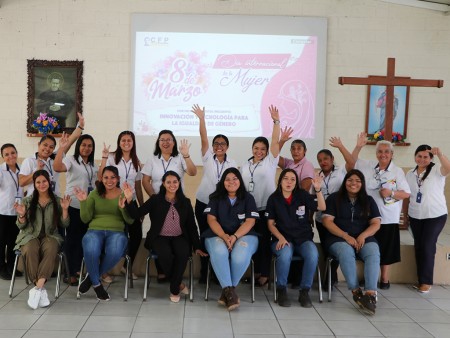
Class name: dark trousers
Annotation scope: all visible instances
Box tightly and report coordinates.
[152,235,190,295]
[65,207,88,276]
[254,211,270,277]
[127,218,143,265]
[195,199,209,280]
[410,214,447,285]
[0,214,19,272]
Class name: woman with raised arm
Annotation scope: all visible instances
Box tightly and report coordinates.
[322,169,381,316]
[14,170,70,309]
[240,105,281,287]
[192,104,237,283]
[53,125,98,286]
[124,171,207,303]
[352,132,410,290]
[405,145,450,293]
[278,127,315,191]
[76,166,134,301]
[203,167,259,311]
[98,131,143,281]
[266,169,325,308]
[0,144,23,280]
[19,113,84,197]
[315,137,355,286]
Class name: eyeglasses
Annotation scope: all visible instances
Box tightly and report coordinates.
[213,142,227,147]
[159,138,173,143]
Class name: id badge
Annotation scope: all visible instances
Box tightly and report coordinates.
[87,186,94,194]
[296,205,306,219]
[15,196,22,204]
[416,191,422,203]
[50,181,56,192]
[248,181,254,192]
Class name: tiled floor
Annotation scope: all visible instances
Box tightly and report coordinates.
[1,275,450,338]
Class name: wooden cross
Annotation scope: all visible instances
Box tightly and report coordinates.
[339,58,444,142]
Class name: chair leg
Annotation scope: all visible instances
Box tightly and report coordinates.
[317,264,323,303]
[327,257,332,302]
[76,258,85,300]
[8,252,21,298]
[55,253,64,299]
[251,259,255,303]
[273,257,277,303]
[204,259,211,301]
[124,255,130,301]
[143,256,151,301]
[189,257,194,302]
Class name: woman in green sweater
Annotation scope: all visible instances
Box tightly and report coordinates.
[74,166,134,301]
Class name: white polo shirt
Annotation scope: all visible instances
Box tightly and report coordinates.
[63,155,99,209]
[240,153,279,211]
[20,155,61,197]
[406,164,447,219]
[356,158,410,224]
[196,149,237,204]
[141,154,187,194]
[106,154,142,198]
[0,163,23,215]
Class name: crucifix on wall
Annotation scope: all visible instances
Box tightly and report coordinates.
[339,58,444,143]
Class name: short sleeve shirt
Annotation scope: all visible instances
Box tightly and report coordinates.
[0,163,23,215]
[106,154,141,198]
[20,155,61,197]
[141,154,187,194]
[282,157,315,182]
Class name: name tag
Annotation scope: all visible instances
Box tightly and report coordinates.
[296,206,305,216]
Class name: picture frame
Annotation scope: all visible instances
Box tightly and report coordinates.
[365,76,410,140]
[27,59,83,135]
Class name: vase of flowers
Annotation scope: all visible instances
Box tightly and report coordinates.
[369,130,405,143]
[32,113,60,135]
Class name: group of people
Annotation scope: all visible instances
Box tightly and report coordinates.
[0,106,448,316]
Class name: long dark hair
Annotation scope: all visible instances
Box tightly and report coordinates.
[97,166,120,197]
[158,170,186,201]
[113,131,140,171]
[209,167,246,201]
[74,134,95,166]
[28,170,61,232]
[414,144,435,182]
[153,130,179,158]
[276,168,300,194]
[336,169,370,218]
[36,135,56,160]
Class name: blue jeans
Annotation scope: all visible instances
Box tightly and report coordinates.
[328,241,380,291]
[271,240,318,290]
[82,230,128,286]
[205,235,258,288]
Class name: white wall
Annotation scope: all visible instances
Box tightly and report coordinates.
[0,0,449,167]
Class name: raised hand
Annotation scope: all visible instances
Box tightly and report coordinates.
[269,105,280,121]
[179,139,191,157]
[102,142,111,158]
[356,132,367,148]
[191,104,205,120]
[311,174,323,192]
[118,194,127,209]
[77,112,85,129]
[280,126,293,143]
[58,132,70,151]
[36,159,46,170]
[429,147,442,157]
[14,202,26,217]
[122,181,134,203]
[329,136,343,149]
[60,195,72,210]
[73,187,88,201]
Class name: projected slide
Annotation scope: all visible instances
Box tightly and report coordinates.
[133,33,317,138]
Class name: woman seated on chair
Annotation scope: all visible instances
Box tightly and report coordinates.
[75,165,134,301]
[322,169,381,315]
[14,170,71,310]
[124,170,207,303]
[203,167,259,311]
[266,168,325,308]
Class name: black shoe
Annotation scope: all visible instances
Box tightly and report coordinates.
[379,281,390,290]
[93,284,110,301]
[0,269,12,280]
[352,288,364,304]
[358,293,377,315]
[78,273,93,294]
[277,287,291,307]
[298,289,312,308]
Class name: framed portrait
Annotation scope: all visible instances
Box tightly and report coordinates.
[365,76,410,139]
[27,59,83,135]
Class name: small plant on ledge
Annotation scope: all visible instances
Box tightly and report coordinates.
[369,130,405,144]
[32,113,60,135]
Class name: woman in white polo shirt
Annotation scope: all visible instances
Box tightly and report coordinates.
[191,104,237,283]
[240,105,281,286]
[405,145,450,293]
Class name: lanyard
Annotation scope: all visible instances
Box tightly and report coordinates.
[248,160,260,182]
[321,169,334,196]
[36,154,53,177]
[415,170,424,192]
[215,159,226,182]
[82,162,94,187]
[7,165,20,194]
[161,157,173,174]
[122,159,133,180]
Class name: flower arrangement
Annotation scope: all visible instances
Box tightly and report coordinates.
[32,113,60,135]
[369,130,405,143]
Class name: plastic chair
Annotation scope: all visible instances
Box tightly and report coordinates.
[9,249,68,299]
[271,255,323,303]
[76,254,132,301]
[143,253,194,301]
[204,258,255,303]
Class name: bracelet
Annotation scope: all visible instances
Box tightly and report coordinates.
[273,120,280,125]
[314,189,322,193]
[183,155,190,158]
[77,125,84,130]
[102,156,108,159]
[232,234,239,240]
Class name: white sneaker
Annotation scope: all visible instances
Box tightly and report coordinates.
[38,288,50,308]
[28,287,42,310]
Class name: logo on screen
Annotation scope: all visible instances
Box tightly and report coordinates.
[144,36,169,46]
